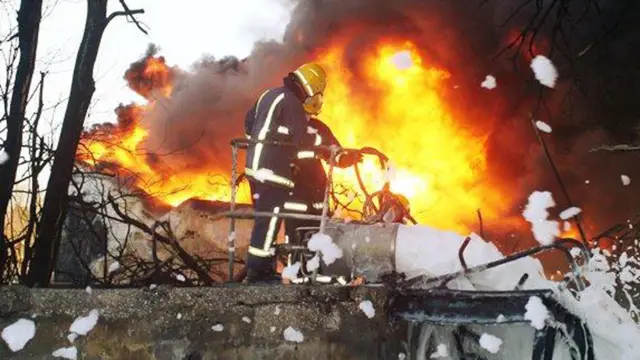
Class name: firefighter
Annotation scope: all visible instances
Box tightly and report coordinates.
[243,62,327,283]
[283,118,363,256]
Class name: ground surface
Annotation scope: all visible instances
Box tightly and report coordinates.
[0,285,400,360]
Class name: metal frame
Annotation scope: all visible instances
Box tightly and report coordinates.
[391,237,593,359]
[393,288,595,359]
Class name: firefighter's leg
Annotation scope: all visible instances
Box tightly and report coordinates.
[283,198,310,266]
[246,181,288,279]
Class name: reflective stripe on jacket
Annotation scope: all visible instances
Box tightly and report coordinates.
[244,86,308,188]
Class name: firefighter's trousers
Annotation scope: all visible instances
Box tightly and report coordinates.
[246,180,290,274]
[284,202,322,244]
[283,183,325,262]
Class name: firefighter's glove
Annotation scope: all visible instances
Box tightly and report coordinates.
[315,147,332,162]
[336,151,363,168]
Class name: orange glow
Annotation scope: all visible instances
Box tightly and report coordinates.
[77,55,250,207]
[560,225,581,240]
[78,116,251,206]
[317,41,507,231]
[143,57,173,98]
[504,30,549,62]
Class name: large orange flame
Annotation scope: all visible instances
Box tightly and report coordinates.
[77,41,509,232]
[318,41,507,231]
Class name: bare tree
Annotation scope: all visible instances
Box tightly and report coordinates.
[25,0,147,286]
[0,0,43,283]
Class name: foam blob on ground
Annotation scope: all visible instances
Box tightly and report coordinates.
[69,309,99,336]
[283,326,304,343]
[1,318,36,352]
[479,333,502,354]
[52,346,77,359]
[358,300,375,319]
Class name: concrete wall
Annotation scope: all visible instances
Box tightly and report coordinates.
[0,285,403,360]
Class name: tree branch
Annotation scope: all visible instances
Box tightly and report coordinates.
[108,195,215,285]
[589,144,640,152]
[107,0,147,34]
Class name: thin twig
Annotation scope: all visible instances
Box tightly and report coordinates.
[528,113,588,244]
[106,0,147,34]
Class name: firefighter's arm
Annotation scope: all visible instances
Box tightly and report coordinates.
[312,119,362,168]
[306,119,336,163]
[316,120,341,148]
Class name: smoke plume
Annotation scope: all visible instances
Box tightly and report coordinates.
[119,0,639,240]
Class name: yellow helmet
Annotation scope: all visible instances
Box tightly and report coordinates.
[293,63,327,115]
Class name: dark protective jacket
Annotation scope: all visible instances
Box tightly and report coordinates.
[292,118,342,210]
[244,86,308,188]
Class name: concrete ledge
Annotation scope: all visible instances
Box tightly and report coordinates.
[0,285,402,359]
